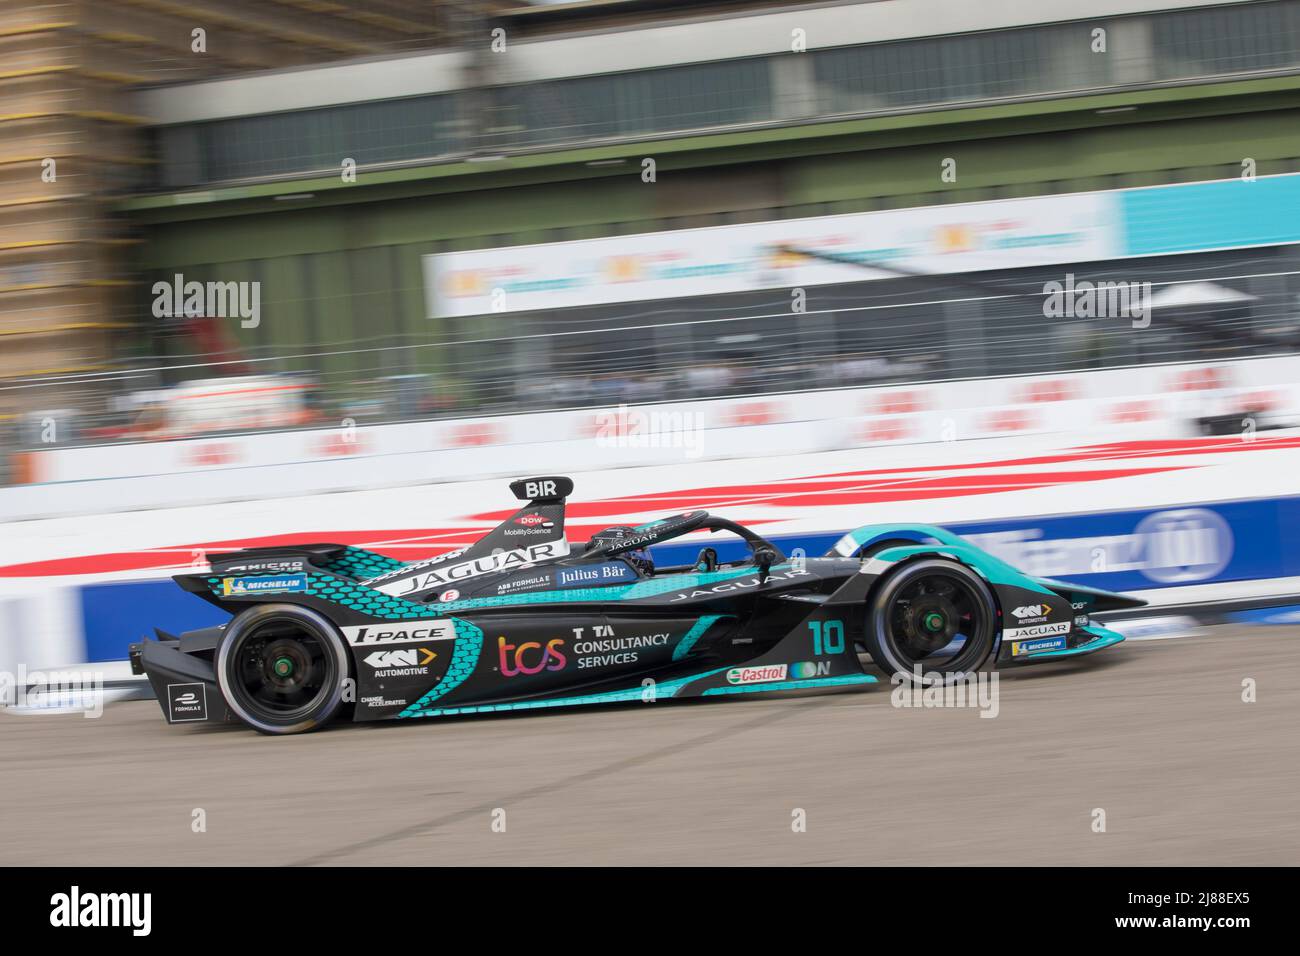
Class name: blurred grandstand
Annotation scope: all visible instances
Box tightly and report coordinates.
[3,0,1300,475]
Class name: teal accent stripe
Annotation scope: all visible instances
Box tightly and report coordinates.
[1014,626,1124,660]
[211,564,788,619]
[427,564,771,614]
[398,617,484,717]
[701,674,878,696]
[672,613,726,661]
[396,667,731,719]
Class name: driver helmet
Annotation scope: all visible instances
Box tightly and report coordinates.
[597,526,655,576]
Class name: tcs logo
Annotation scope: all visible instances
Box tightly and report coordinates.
[498,636,567,676]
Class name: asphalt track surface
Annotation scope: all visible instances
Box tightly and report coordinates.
[5,623,1298,866]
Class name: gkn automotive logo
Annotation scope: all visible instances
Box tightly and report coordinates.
[1008,600,1050,624]
[363,647,436,676]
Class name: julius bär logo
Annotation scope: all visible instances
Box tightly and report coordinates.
[498,636,567,676]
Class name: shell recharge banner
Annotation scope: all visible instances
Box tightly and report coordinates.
[424,192,1118,318]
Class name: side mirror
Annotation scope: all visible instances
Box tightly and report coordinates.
[754,547,777,584]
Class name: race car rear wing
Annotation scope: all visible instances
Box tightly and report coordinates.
[508,475,573,502]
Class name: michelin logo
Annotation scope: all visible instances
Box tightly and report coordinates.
[1010,635,1069,657]
[222,575,306,596]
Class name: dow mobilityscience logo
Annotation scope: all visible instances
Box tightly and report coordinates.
[49,886,151,936]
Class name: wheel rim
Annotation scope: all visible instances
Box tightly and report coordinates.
[227,618,338,723]
[884,569,990,674]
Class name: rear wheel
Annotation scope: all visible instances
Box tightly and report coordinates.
[864,558,996,685]
[216,604,349,735]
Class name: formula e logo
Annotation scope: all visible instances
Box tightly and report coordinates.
[498,636,567,676]
[726,664,787,685]
[166,682,208,722]
[343,620,457,645]
[363,648,436,669]
[1011,604,1051,620]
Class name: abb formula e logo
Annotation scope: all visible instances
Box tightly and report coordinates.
[373,542,570,596]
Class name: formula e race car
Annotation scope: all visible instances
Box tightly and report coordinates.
[131,476,1144,734]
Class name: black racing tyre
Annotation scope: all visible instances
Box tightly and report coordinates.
[215,604,349,735]
[864,558,997,685]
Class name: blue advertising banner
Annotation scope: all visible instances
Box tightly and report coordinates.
[1119,174,1300,257]
[81,496,1300,662]
[658,496,1300,594]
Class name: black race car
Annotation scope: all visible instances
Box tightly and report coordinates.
[131,475,1143,734]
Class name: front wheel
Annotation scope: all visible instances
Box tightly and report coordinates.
[864,558,997,685]
[216,604,350,735]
